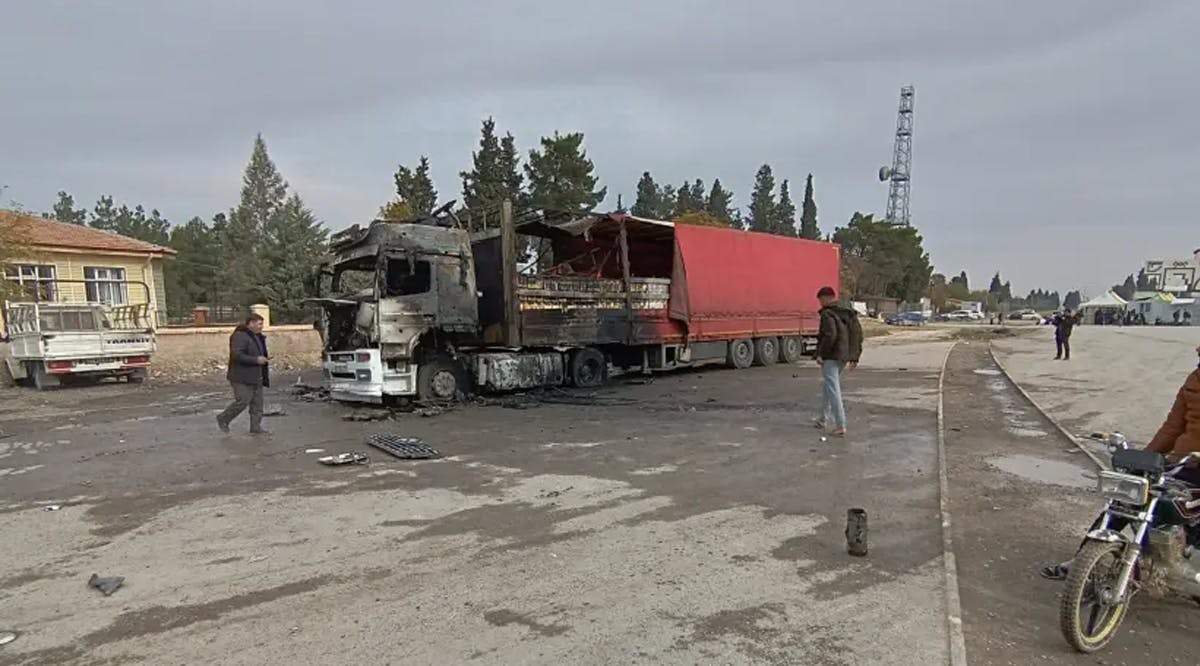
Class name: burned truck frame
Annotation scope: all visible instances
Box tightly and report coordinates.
[312,202,837,404]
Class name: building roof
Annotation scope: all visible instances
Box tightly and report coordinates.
[0,210,176,256]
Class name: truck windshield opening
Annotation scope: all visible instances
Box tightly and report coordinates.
[384,259,431,296]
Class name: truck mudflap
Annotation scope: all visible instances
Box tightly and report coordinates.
[324,349,416,402]
[473,352,564,392]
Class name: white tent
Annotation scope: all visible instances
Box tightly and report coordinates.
[1079,291,1127,309]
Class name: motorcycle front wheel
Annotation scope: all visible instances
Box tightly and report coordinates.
[1059,540,1132,652]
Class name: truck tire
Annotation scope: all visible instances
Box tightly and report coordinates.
[753,337,779,366]
[727,339,753,369]
[780,337,804,364]
[417,356,467,403]
[569,348,607,388]
[31,363,59,391]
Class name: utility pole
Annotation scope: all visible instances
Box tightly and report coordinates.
[878,85,914,226]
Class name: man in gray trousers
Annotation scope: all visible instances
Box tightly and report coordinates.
[217,313,270,435]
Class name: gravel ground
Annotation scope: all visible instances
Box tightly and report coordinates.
[992,325,1200,443]
[0,338,956,666]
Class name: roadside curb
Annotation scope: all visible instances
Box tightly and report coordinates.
[987,342,1108,471]
[936,341,968,666]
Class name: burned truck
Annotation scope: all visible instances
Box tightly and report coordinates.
[310,204,840,404]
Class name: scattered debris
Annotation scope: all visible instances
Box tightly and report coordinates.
[0,630,18,646]
[318,452,370,466]
[88,573,124,596]
[342,409,391,422]
[538,486,573,499]
[304,448,326,454]
[415,406,447,418]
[248,555,270,563]
[263,406,287,417]
[291,382,330,402]
[44,504,61,512]
[624,377,654,386]
[366,434,441,460]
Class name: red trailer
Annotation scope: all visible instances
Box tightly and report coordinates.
[485,213,840,380]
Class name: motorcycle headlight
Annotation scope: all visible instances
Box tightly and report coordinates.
[1097,471,1149,505]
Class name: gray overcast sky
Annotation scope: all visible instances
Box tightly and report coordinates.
[2,1,1196,297]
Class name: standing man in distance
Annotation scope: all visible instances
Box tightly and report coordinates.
[1052,308,1080,360]
[813,286,863,438]
[217,312,271,435]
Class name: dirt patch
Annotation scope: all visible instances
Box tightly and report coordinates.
[482,608,571,637]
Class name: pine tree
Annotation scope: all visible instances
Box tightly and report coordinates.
[224,134,288,304]
[90,195,118,231]
[1135,268,1151,291]
[164,216,221,316]
[656,184,677,220]
[393,156,438,216]
[49,191,87,224]
[525,131,606,218]
[705,179,734,224]
[261,194,328,323]
[774,179,797,236]
[747,164,777,233]
[799,174,820,240]
[689,179,705,210]
[1064,291,1082,310]
[673,180,702,217]
[632,172,662,218]
[378,200,413,221]
[499,132,524,206]
[989,272,1003,294]
[461,117,523,219]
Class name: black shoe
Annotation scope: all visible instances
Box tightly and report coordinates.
[217,417,230,433]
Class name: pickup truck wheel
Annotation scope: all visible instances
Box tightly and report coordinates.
[780,337,804,364]
[417,357,467,402]
[31,363,59,391]
[727,339,753,369]
[569,348,607,388]
[753,337,779,366]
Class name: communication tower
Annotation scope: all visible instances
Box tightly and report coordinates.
[878,85,914,226]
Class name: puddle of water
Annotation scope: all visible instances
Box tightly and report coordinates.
[974,369,1002,376]
[987,454,1094,489]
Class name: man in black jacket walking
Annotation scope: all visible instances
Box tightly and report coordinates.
[217,313,271,434]
[1052,309,1080,360]
[813,286,864,437]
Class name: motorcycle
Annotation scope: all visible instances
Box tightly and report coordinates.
[1059,432,1200,652]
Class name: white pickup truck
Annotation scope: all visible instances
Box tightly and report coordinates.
[2,286,156,390]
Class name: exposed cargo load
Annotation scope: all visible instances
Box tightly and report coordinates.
[309,202,840,404]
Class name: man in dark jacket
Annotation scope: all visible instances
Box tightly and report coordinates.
[813,286,863,437]
[217,313,270,434]
[1052,309,1080,360]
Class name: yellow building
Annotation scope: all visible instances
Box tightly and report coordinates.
[1,210,175,331]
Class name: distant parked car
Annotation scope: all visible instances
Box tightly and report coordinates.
[942,310,982,321]
[885,311,927,326]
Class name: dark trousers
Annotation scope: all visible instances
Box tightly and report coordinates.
[1055,334,1071,359]
[218,381,264,431]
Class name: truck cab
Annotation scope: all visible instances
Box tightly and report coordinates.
[312,221,479,403]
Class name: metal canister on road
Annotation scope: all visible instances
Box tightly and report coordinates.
[846,508,868,557]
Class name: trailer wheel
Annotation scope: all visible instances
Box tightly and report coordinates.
[780,337,804,364]
[727,339,754,369]
[417,356,467,403]
[753,337,779,366]
[569,348,607,388]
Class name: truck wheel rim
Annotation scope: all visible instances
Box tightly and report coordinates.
[431,371,457,398]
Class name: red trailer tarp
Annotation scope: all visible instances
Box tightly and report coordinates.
[669,224,840,340]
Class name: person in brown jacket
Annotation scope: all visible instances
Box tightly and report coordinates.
[1042,344,1200,579]
[1146,345,1200,459]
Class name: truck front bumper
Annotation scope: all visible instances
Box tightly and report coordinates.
[324,349,416,403]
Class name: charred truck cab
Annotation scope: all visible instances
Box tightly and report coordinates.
[312,221,478,403]
[312,201,840,405]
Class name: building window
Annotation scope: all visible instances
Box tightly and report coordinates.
[2,264,58,301]
[84,266,128,304]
